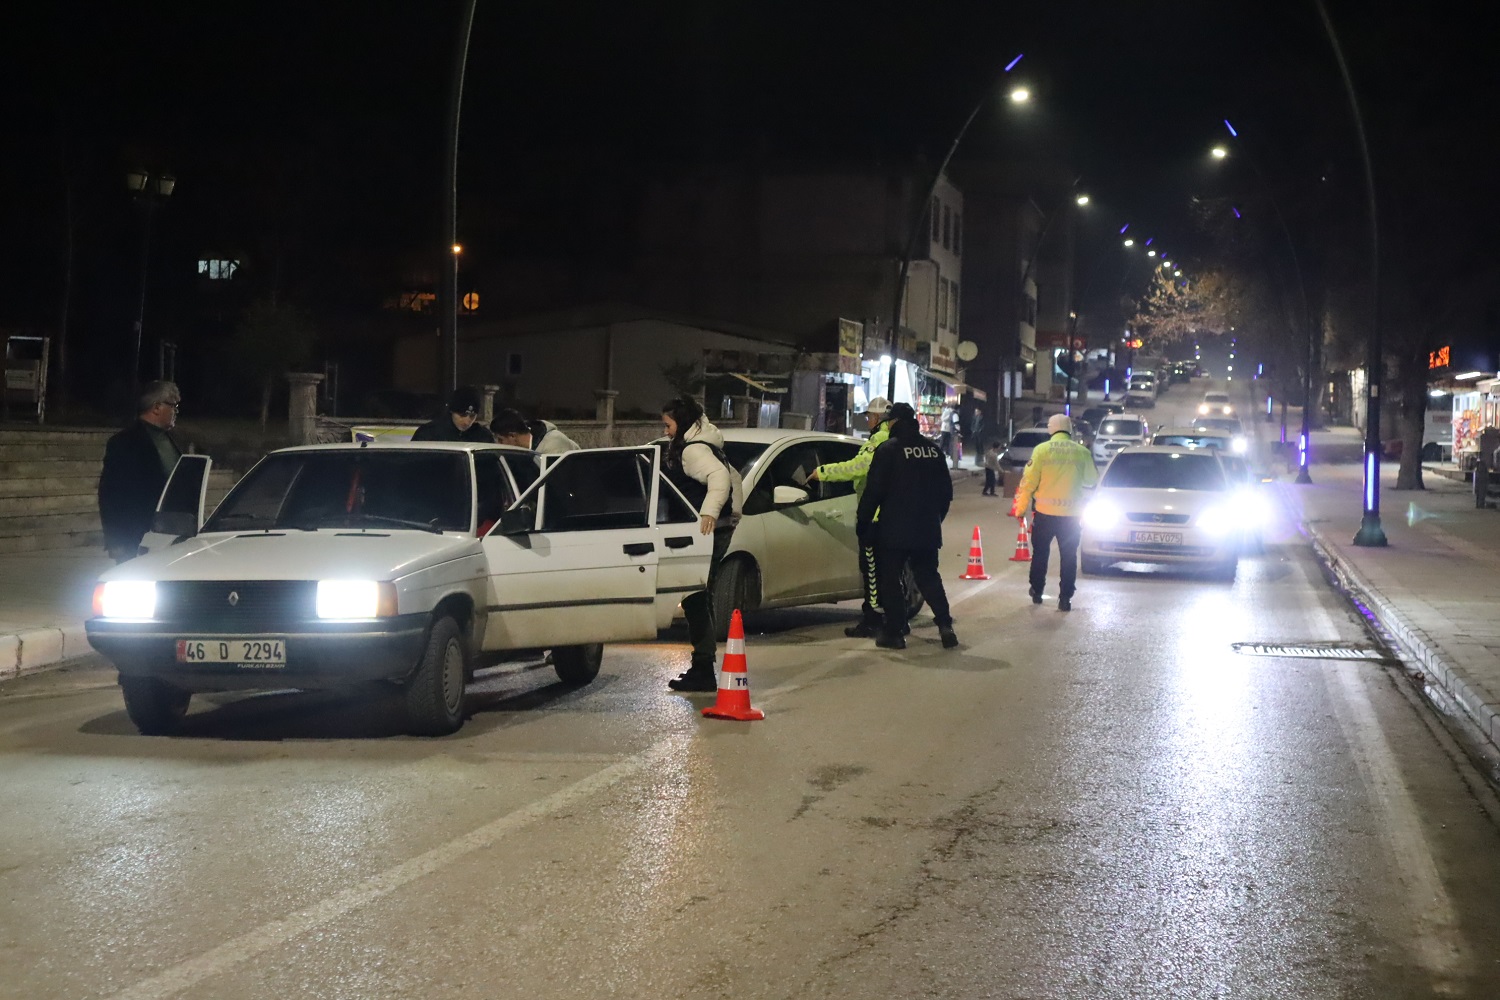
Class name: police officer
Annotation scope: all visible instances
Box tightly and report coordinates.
[412,386,494,443]
[857,408,958,650]
[1011,413,1098,610]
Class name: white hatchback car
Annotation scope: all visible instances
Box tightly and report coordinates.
[87,443,715,736]
[713,429,924,631]
[1091,413,1150,464]
[1198,391,1234,416]
[1080,446,1246,579]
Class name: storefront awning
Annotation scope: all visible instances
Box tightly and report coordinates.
[924,370,962,388]
[725,372,783,394]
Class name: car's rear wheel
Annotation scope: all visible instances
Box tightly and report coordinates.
[406,616,466,736]
[552,643,603,687]
[901,561,925,619]
[712,556,756,641]
[119,676,191,735]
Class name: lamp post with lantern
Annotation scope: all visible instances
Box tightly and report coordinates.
[125,169,175,395]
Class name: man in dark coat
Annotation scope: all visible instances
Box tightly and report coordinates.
[98,380,182,563]
[412,386,493,443]
[856,409,959,651]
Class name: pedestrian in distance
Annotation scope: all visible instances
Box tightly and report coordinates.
[808,396,901,637]
[982,440,1002,496]
[411,386,494,443]
[1010,413,1098,611]
[98,380,182,564]
[857,409,958,651]
[659,397,745,692]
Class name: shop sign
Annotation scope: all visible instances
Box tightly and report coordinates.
[1429,345,1450,369]
[928,340,957,375]
[837,318,862,374]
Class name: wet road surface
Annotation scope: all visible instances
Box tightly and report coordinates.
[5,387,1500,998]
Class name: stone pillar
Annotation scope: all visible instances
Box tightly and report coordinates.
[285,372,325,445]
[593,388,619,427]
[480,385,500,426]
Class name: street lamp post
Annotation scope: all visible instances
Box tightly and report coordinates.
[885,54,1026,401]
[125,169,175,396]
[440,0,478,396]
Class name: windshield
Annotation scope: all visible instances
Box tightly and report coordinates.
[1204,393,1230,404]
[205,450,473,533]
[1099,419,1144,437]
[1010,431,1050,448]
[1194,417,1243,434]
[1152,433,1227,450]
[1102,452,1227,491]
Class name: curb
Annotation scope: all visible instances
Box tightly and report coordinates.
[1305,522,1500,754]
[0,623,92,681]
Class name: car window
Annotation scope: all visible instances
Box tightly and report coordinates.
[1099,419,1144,437]
[1103,452,1227,491]
[1219,456,1251,484]
[206,451,473,532]
[501,451,541,496]
[1152,434,1227,450]
[744,442,822,515]
[722,441,771,479]
[1193,417,1242,434]
[474,453,517,535]
[656,473,699,524]
[1010,431,1050,448]
[536,451,651,531]
[815,441,861,499]
[1205,393,1230,403]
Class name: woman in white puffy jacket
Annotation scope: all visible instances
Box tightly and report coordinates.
[660,397,745,692]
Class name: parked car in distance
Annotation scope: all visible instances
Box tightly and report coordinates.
[1001,429,1053,471]
[1080,446,1248,579]
[87,442,716,736]
[1091,414,1150,464]
[1198,390,1233,416]
[1191,415,1248,453]
[1081,403,1124,430]
[1126,374,1158,408]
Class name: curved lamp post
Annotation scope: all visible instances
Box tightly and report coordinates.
[125,169,175,395]
[440,0,478,395]
[885,54,1027,400]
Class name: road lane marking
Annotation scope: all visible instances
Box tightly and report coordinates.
[1309,601,1466,991]
[105,643,875,1000]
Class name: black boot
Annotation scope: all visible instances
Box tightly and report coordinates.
[874,630,906,650]
[844,617,881,638]
[939,625,959,649]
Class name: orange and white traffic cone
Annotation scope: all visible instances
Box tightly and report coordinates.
[958,525,991,580]
[703,610,765,721]
[1008,517,1033,562]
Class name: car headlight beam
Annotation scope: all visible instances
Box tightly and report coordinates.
[1196,504,1236,536]
[1082,499,1123,531]
[94,581,157,620]
[316,580,399,620]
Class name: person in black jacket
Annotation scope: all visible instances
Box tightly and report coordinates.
[411,386,493,443]
[856,410,959,650]
[97,380,182,563]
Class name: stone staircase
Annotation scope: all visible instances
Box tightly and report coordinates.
[0,427,238,555]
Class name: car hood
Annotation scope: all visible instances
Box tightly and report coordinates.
[1090,487,1227,515]
[99,531,480,582]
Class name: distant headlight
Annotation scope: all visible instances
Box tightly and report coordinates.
[1082,498,1123,531]
[94,581,157,620]
[1197,403,1210,415]
[316,580,399,619]
[1223,405,1234,415]
[1196,504,1236,536]
[1232,437,1248,454]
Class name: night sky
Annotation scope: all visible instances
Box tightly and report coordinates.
[3,1,1495,396]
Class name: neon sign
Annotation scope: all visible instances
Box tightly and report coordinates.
[1429,345,1450,369]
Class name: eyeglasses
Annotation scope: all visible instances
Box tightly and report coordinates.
[160,401,180,410]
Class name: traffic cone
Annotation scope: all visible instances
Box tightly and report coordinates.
[703,610,764,721]
[1008,517,1033,562]
[958,525,991,580]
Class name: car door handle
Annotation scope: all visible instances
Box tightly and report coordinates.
[664,536,694,549]
[623,542,655,556]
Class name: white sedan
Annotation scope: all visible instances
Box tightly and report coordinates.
[712,429,924,631]
[1079,446,1248,580]
[87,442,715,736]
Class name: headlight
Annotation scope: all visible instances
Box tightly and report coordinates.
[1223,405,1234,415]
[94,581,157,620]
[1198,404,1209,415]
[1196,504,1236,536]
[1082,499,1123,531]
[1232,437,1248,454]
[316,580,399,619]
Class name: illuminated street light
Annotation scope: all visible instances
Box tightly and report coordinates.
[1174,270,1182,276]
[1123,238,1134,247]
[1009,87,1031,103]
[1147,249,1157,257]
[451,243,464,255]
[1211,145,1229,159]
[1075,194,1090,206]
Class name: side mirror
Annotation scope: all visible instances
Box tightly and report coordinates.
[150,509,197,541]
[773,485,810,506]
[499,504,535,535]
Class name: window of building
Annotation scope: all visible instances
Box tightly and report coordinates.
[941,205,952,249]
[931,198,941,243]
[196,259,238,280]
[953,214,962,256]
[950,282,960,334]
[1021,294,1037,328]
[507,353,523,376]
[938,277,950,329]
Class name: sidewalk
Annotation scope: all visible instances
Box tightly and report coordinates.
[1280,461,1500,755]
[0,548,111,678]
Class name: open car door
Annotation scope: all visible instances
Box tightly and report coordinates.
[480,446,711,650]
[138,454,212,556]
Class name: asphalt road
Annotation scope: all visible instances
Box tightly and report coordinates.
[5,376,1500,998]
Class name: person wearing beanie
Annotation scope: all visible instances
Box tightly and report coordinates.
[412,386,494,443]
[1010,413,1098,611]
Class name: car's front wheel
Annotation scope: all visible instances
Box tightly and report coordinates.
[712,556,756,641]
[406,616,466,736]
[552,644,603,687]
[119,676,191,735]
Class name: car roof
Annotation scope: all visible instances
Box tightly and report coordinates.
[717,428,862,446]
[268,442,536,455]
[1153,426,1230,437]
[1100,412,1147,421]
[1112,445,1222,457]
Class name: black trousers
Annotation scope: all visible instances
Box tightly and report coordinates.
[855,542,881,624]
[1029,512,1081,599]
[681,527,736,671]
[877,546,952,634]
[983,468,996,494]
